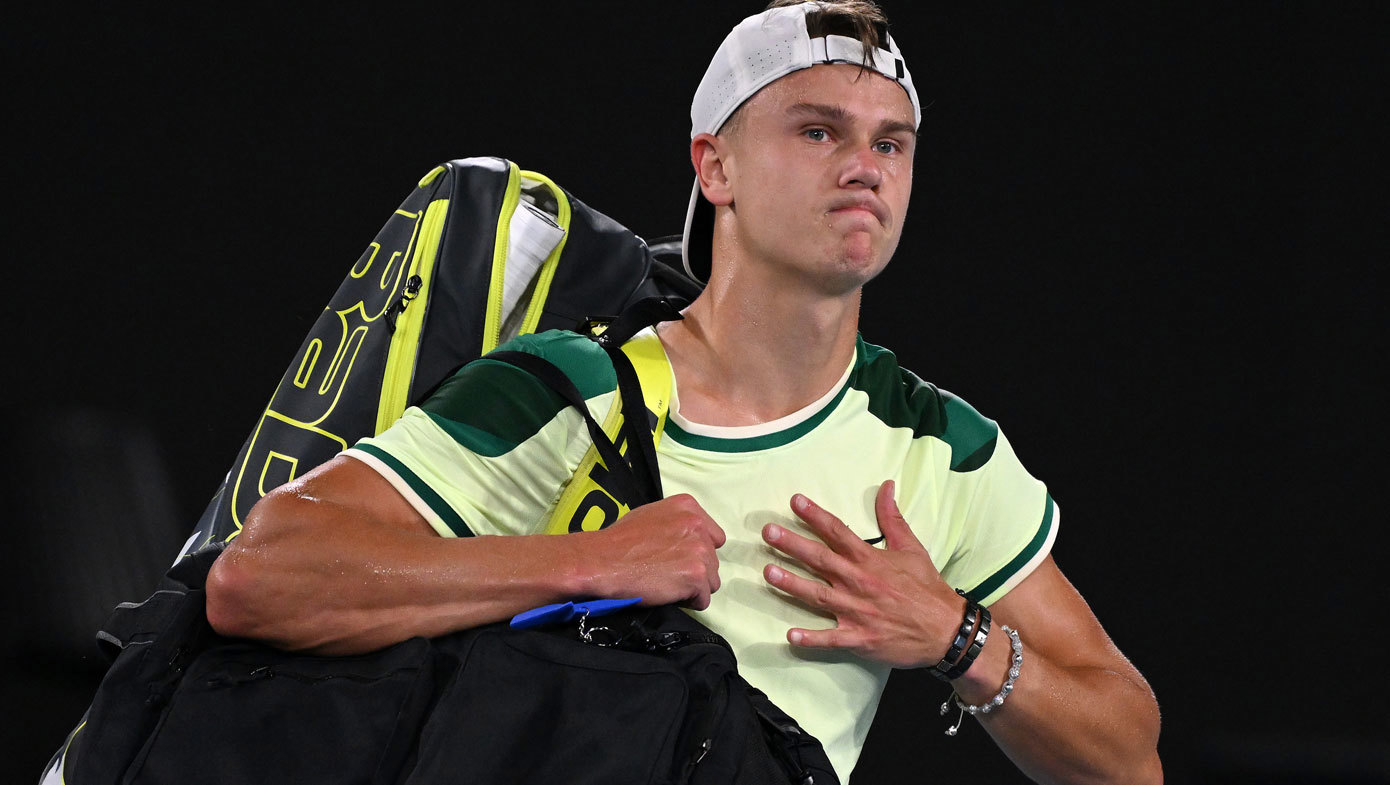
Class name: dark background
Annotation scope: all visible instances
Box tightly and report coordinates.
[4,2,1385,782]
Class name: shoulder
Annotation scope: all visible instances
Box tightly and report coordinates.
[851,337,999,472]
[419,330,616,445]
[486,330,617,396]
[430,330,615,405]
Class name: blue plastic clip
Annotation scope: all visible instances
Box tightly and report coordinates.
[509,597,642,629]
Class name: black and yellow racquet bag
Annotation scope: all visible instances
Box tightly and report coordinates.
[182,155,698,557]
[41,156,720,784]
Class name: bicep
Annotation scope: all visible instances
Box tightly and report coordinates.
[248,454,438,540]
[988,555,1145,682]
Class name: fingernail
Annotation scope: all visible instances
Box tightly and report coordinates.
[789,630,804,644]
[792,494,808,510]
[766,565,784,581]
[765,524,783,541]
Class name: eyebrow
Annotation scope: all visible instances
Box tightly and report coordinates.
[785,102,917,138]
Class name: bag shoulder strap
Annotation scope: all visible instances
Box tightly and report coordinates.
[491,297,683,535]
[486,347,652,513]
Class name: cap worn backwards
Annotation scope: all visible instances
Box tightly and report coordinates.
[681,2,920,283]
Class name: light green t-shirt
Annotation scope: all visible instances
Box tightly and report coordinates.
[346,329,1056,779]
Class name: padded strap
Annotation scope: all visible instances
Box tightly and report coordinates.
[603,343,663,503]
[591,296,687,504]
[593,297,685,348]
[487,350,651,508]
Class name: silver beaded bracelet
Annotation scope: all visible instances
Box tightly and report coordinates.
[939,624,1023,736]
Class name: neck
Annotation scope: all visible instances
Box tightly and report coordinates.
[659,254,861,427]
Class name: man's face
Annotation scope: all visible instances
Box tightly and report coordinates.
[714,63,916,294]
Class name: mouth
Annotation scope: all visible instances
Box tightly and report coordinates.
[827,199,888,226]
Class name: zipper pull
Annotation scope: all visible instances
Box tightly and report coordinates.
[649,631,688,653]
[385,275,424,332]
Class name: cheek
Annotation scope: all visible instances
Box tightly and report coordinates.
[887,168,913,225]
[740,163,801,221]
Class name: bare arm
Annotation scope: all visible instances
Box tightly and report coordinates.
[205,454,724,655]
[954,554,1161,785]
[761,482,1161,785]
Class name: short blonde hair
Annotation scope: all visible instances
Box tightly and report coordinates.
[764,0,891,62]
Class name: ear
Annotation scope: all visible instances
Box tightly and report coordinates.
[691,133,734,207]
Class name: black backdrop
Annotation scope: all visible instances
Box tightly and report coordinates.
[5,2,1385,783]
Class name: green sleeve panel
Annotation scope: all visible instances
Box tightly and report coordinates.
[933,428,1056,607]
[345,331,619,538]
[419,330,617,456]
[854,339,999,470]
[346,402,589,538]
[853,337,1054,606]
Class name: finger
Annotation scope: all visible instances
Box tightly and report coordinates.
[874,480,925,553]
[671,494,726,548]
[683,586,712,611]
[764,563,843,612]
[790,494,862,553]
[707,548,721,595]
[787,625,861,650]
[704,515,727,549]
[763,522,853,580]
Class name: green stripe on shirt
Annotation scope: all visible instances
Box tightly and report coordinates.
[664,385,849,453]
[354,442,475,536]
[965,494,1054,603]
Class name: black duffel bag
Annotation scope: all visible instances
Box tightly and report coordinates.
[56,550,835,785]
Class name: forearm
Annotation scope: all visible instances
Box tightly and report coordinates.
[205,459,724,655]
[948,627,1162,785]
[207,492,599,655]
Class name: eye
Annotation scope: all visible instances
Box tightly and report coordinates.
[804,128,830,142]
[874,140,902,155]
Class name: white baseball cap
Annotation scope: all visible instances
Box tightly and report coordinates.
[681,2,920,282]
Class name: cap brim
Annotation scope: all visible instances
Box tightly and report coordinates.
[681,177,713,284]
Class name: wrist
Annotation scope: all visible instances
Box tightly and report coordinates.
[934,589,971,663]
[927,589,990,680]
[555,529,611,599]
[939,624,1024,736]
[949,622,1012,702]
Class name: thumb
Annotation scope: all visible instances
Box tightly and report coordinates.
[875,480,925,554]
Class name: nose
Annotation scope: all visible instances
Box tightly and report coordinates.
[838,146,883,191]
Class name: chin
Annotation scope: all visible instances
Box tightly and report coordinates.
[836,241,890,278]
[814,254,886,296]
